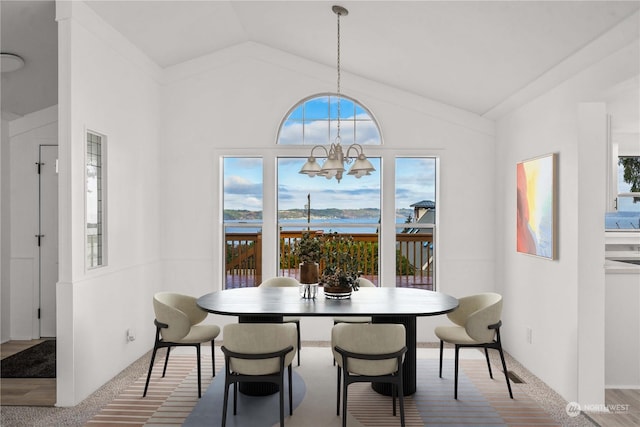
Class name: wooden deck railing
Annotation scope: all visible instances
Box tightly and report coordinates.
[225,231,433,289]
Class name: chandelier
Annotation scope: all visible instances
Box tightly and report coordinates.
[299,5,375,183]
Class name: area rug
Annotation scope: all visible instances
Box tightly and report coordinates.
[87,347,561,427]
[0,340,56,378]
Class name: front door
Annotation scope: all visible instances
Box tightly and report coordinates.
[38,144,58,337]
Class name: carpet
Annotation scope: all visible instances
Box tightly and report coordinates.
[0,340,56,378]
[87,347,563,427]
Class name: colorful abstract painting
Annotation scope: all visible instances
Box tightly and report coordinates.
[516,154,556,259]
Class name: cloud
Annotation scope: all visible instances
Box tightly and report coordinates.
[224,175,262,196]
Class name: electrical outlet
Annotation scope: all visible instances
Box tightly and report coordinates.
[526,327,532,344]
[127,328,136,342]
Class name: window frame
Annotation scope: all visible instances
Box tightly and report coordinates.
[85,129,107,270]
[276,92,383,147]
[215,147,442,290]
[607,127,640,231]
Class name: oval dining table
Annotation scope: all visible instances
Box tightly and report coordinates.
[197,286,458,396]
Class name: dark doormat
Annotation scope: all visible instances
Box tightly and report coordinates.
[1,340,56,378]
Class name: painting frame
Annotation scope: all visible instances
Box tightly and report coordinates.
[516,153,557,260]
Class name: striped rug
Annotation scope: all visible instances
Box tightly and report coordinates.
[86,347,559,426]
[86,353,219,426]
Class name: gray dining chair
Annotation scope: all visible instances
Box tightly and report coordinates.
[221,323,297,427]
[260,276,302,366]
[434,292,513,399]
[332,323,407,427]
[143,292,220,398]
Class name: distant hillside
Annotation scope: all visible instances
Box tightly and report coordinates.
[224,210,263,220]
[224,208,413,221]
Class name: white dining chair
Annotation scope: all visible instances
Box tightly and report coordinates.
[434,292,513,399]
[260,276,302,366]
[143,292,220,398]
[221,323,297,427]
[332,323,407,427]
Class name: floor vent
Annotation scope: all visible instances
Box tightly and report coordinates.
[507,370,525,384]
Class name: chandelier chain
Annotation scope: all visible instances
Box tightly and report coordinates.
[336,9,341,140]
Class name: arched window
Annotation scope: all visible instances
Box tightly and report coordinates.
[277,94,381,146]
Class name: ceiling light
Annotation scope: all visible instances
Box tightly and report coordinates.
[1,53,25,73]
[299,5,375,183]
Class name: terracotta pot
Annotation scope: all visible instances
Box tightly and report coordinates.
[299,262,319,284]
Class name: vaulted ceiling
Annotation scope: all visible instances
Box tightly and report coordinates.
[2,1,639,123]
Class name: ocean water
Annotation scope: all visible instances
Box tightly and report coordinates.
[226,213,640,233]
[224,217,417,234]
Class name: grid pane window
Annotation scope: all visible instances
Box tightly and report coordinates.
[277,156,381,284]
[277,94,381,146]
[223,157,263,288]
[86,132,104,268]
[395,158,437,289]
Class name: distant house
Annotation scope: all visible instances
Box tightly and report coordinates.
[398,201,435,278]
[402,200,435,234]
[410,200,435,224]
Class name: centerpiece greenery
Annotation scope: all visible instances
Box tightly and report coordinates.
[294,231,322,284]
[320,233,361,298]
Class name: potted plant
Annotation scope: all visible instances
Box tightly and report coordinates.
[294,231,322,284]
[320,233,361,299]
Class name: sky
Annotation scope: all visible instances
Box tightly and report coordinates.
[223,157,436,214]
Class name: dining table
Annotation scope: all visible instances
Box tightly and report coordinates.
[197,286,458,396]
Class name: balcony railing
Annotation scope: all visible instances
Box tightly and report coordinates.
[225,231,433,289]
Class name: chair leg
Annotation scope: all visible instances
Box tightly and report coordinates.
[439,340,444,378]
[454,345,460,399]
[296,321,301,366]
[497,346,514,399]
[484,347,493,379]
[162,346,171,377]
[233,382,238,415]
[143,346,159,397]
[341,379,349,427]
[279,372,285,427]
[196,344,202,398]
[399,388,406,427]
[288,365,293,416]
[221,378,230,427]
[336,366,342,415]
[211,340,216,377]
[392,383,397,416]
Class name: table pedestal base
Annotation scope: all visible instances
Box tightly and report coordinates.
[371,315,416,396]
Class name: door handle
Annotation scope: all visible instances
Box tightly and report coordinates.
[35,234,44,246]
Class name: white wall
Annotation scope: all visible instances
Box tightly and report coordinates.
[6,106,58,341]
[56,1,162,405]
[1,116,10,343]
[495,39,639,404]
[159,42,497,342]
[606,271,640,388]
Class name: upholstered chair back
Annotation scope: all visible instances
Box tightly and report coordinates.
[223,323,297,375]
[356,277,376,287]
[447,292,502,344]
[153,292,207,342]
[332,323,405,376]
[260,277,300,287]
